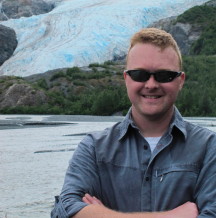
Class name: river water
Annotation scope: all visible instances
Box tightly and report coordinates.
[1,115,216,218]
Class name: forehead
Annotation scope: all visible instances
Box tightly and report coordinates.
[127,43,180,70]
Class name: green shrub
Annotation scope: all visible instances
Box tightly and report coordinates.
[66,67,81,76]
[89,63,101,67]
[36,78,49,90]
[176,5,216,55]
[50,71,65,81]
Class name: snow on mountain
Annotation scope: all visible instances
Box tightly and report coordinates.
[0,0,209,77]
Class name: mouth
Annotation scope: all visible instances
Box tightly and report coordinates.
[142,95,162,99]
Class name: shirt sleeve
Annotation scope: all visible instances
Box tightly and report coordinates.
[51,134,101,218]
[196,136,216,217]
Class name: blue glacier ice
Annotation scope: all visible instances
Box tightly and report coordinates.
[0,0,209,77]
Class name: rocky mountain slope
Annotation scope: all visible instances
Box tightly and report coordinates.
[149,0,216,55]
[0,24,18,65]
[0,0,54,20]
[0,0,55,66]
[149,17,201,55]
[0,76,48,108]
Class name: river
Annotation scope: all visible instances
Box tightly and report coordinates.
[1,114,216,218]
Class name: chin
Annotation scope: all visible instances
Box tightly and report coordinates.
[143,107,174,119]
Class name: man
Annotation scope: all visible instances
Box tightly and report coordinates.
[51,28,216,217]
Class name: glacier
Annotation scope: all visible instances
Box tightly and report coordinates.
[0,0,209,77]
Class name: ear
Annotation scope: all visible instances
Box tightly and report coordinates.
[123,71,127,80]
[179,72,185,90]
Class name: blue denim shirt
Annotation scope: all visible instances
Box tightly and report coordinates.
[51,108,216,217]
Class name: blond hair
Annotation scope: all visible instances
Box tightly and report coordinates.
[127,28,182,69]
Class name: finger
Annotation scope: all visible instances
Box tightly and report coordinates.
[83,194,103,205]
[83,194,98,205]
[82,196,92,204]
[85,194,94,202]
[93,196,103,205]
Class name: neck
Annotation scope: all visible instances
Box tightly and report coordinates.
[131,107,174,137]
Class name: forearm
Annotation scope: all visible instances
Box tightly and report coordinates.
[73,202,198,218]
[73,204,163,218]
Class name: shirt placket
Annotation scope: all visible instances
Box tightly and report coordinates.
[140,137,152,211]
[140,133,173,212]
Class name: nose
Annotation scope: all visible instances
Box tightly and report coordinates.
[145,75,159,89]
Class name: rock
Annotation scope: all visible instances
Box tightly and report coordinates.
[149,16,202,55]
[205,0,216,7]
[0,24,18,66]
[149,0,216,55]
[0,0,55,20]
[0,82,48,108]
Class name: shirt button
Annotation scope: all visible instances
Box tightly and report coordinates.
[145,177,149,181]
[144,145,148,150]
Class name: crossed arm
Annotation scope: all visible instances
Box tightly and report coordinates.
[72,194,198,218]
[56,133,216,218]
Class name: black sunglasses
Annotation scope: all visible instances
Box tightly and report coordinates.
[125,69,182,83]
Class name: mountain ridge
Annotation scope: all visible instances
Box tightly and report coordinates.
[0,0,215,116]
[0,0,209,77]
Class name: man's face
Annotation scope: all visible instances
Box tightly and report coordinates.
[124,43,185,121]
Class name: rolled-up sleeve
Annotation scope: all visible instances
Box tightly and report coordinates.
[51,134,101,218]
[196,136,216,217]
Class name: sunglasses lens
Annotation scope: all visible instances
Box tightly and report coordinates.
[155,71,179,83]
[126,70,181,83]
[127,70,150,82]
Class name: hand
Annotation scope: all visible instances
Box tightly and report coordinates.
[82,193,103,206]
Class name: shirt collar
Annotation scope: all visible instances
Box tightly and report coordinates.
[169,106,187,139]
[118,107,133,140]
[118,106,187,140]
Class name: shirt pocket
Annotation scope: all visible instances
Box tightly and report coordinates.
[152,164,200,211]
